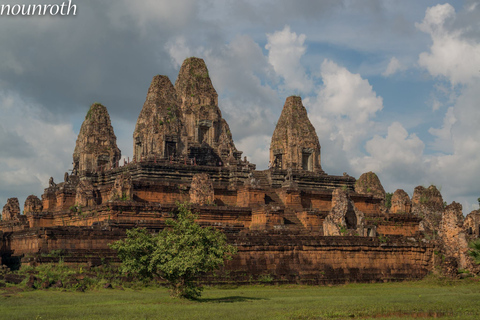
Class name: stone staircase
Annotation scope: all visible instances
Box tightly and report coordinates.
[252,170,305,232]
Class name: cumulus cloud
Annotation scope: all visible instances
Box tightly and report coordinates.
[416,3,480,85]
[415,3,480,209]
[307,59,384,158]
[166,37,192,69]
[382,57,403,76]
[428,106,456,153]
[236,135,272,170]
[356,122,425,176]
[0,92,76,209]
[265,25,313,93]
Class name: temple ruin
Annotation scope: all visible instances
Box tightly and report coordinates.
[1,57,478,283]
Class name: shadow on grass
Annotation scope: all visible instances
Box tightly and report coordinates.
[197,296,267,303]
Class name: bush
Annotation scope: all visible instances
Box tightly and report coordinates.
[111,203,237,299]
[468,239,480,265]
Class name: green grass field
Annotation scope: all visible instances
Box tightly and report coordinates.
[1,278,480,320]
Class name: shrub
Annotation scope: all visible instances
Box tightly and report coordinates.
[111,203,237,299]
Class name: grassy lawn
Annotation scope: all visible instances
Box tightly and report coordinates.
[1,279,480,319]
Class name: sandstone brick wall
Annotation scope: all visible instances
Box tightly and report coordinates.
[2,229,434,284]
[222,234,434,284]
[376,224,418,237]
[237,187,265,207]
[296,211,326,232]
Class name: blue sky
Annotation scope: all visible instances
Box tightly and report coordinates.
[0,0,479,213]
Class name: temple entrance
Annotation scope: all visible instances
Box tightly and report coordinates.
[198,126,209,144]
[274,154,283,169]
[97,154,110,169]
[345,203,357,229]
[302,152,313,171]
[165,141,177,159]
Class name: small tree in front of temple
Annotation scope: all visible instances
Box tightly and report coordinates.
[468,239,480,265]
[111,203,237,299]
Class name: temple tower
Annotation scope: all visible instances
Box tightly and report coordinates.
[73,103,121,174]
[133,75,183,162]
[174,57,241,163]
[270,96,322,172]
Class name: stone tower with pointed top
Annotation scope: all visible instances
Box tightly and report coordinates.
[174,57,241,163]
[134,75,184,162]
[270,96,322,172]
[73,103,121,174]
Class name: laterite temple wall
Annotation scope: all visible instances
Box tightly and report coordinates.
[1,228,434,284]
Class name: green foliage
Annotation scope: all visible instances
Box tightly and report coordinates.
[468,239,480,265]
[69,204,83,214]
[85,103,104,120]
[110,228,157,280]
[420,195,430,204]
[258,274,274,283]
[111,203,237,299]
[378,235,389,243]
[3,281,480,319]
[385,192,393,209]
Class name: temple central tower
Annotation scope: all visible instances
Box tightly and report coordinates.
[270,96,322,172]
[134,57,242,165]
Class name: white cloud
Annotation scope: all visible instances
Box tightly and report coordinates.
[236,135,271,170]
[348,122,426,199]
[382,57,403,76]
[0,92,77,209]
[265,25,313,93]
[318,60,383,123]
[428,106,456,153]
[414,3,480,209]
[417,3,480,85]
[165,37,192,69]
[360,122,425,172]
[307,59,384,156]
[110,0,198,33]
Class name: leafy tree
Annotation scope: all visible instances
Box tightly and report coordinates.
[385,192,393,209]
[111,203,237,299]
[468,239,480,265]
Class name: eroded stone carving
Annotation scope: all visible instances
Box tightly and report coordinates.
[323,188,365,236]
[464,209,480,238]
[75,180,96,208]
[355,172,386,200]
[412,185,444,234]
[109,172,133,201]
[24,195,43,216]
[439,202,470,271]
[390,189,412,214]
[189,173,214,205]
[1,198,20,221]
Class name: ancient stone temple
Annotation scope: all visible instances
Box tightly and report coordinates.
[1,57,478,283]
[270,96,322,172]
[73,103,121,174]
